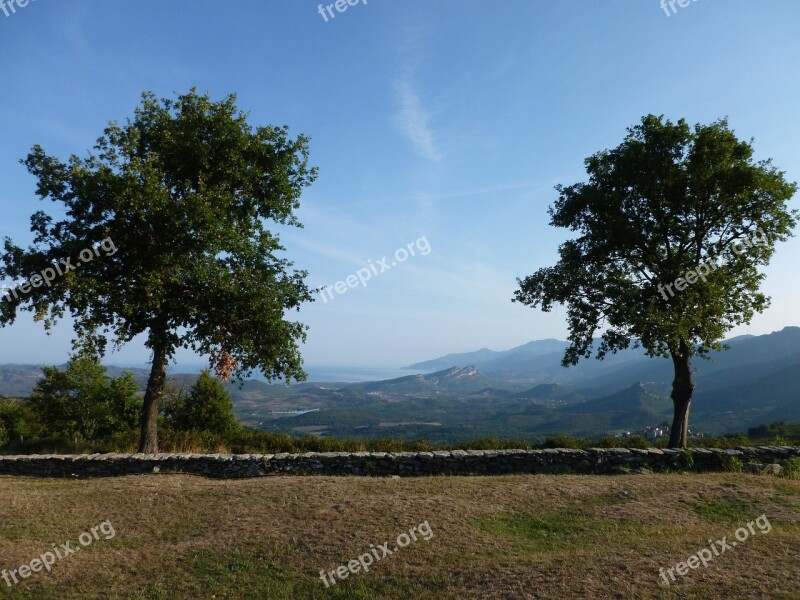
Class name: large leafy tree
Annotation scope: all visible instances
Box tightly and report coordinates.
[514,115,797,447]
[168,370,239,436]
[0,398,37,449]
[28,357,141,443]
[1,90,317,452]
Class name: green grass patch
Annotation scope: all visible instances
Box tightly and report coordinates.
[692,498,757,524]
[478,507,664,555]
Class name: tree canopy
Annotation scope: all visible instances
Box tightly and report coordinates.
[167,370,239,436]
[1,89,317,452]
[515,115,797,447]
[28,357,141,443]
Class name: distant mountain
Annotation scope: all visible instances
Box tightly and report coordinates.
[561,382,670,418]
[573,326,800,394]
[1,327,798,442]
[532,383,673,437]
[404,339,570,373]
[690,361,800,433]
[0,365,49,398]
[406,327,800,392]
[406,339,655,384]
[509,383,585,405]
[345,366,517,396]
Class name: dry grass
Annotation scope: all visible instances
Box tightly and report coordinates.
[0,473,798,599]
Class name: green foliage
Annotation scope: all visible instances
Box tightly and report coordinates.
[169,370,239,436]
[695,433,753,449]
[0,400,26,447]
[514,114,798,447]
[515,114,798,364]
[596,435,651,449]
[621,435,651,449]
[679,448,695,469]
[595,436,621,448]
[784,457,800,480]
[0,89,317,452]
[721,454,743,472]
[692,431,800,449]
[454,437,533,450]
[2,89,317,378]
[540,435,588,449]
[27,358,141,443]
[748,421,800,441]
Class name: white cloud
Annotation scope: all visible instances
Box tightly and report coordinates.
[393,80,441,161]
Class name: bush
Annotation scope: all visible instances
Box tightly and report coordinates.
[28,358,141,443]
[596,436,621,448]
[679,448,695,469]
[695,434,753,449]
[784,457,800,480]
[721,454,743,472]
[597,435,652,449]
[539,435,588,449]
[620,435,652,449]
[454,437,533,451]
[166,370,238,436]
[0,399,39,450]
[768,436,796,447]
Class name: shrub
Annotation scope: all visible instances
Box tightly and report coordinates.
[784,457,800,480]
[0,398,40,450]
[620,435,651,449]
[28,358,141,443]
[454,437,533,451]
[539,436,588,449]
[768,435,796,447]
[695,434,753,449]
[0,401,22,447]
[168,370,238,436]
[721,454,743,472]
[595,436,621,448]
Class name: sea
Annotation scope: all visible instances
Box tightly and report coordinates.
[156,363,423,384]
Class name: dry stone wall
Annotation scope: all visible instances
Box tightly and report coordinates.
[0,446,798,478]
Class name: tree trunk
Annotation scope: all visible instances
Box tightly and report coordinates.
[668,340,694,448]
[138,341,168,454]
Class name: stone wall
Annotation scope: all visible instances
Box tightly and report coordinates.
[0,446,798,478]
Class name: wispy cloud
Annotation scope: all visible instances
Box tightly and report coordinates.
[393,80,441,162]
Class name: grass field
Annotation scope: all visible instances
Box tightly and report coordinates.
[1,473,798,599]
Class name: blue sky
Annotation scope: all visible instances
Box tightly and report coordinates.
[1,0,799,370]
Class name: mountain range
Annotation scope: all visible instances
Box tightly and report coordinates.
[1,327,798,442]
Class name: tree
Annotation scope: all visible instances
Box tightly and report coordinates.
[28,357,141,442]
[0,400,8,447]
[0,90,317,452]
[170,370,238,435]
[514,115,797,448]
[0,398,38,449]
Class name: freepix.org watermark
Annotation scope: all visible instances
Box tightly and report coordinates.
[317,0,367,23]
[659,514,771,585]
[1,237,118,304]
[658,228,768,301]
[318,236,431,303]
[2,520,116,588]
[0,0,36,18]
[319,521,433,588]
[660,0,701,17]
